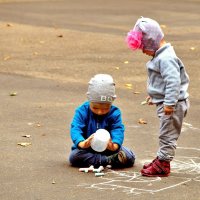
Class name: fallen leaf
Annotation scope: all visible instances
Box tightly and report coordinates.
[138,118,147,124]
[17,142,32,147]
[133,91,140,94]
[141,100,148,105]
[33,52,38,55]
[9,92,17,96]
[6,23,13,27]
[125,83,132,87]
[125,83,132,90]
[160,24,167,28]
[36,123,41,127]
[22,135,31,138]
[4,56,11,61]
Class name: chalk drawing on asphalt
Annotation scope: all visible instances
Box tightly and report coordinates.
[171,147,200,175]
[78,147,200,196]
[182,122,200,132]
[78,171,191,195]
[78,122,200,196]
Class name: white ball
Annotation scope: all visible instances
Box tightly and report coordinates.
[91,129,110,152]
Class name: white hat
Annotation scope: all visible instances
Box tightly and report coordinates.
[87,74,116,103]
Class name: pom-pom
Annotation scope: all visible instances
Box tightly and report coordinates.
[126,30,143,50]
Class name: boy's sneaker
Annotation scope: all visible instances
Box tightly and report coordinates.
[108,150,127,168]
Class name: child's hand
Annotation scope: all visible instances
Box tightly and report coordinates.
[78,134,94,149]
[164,105,174,115]
[107,140,119,151]
[146,96,153,105]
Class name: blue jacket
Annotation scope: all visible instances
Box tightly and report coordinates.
[146,43,189,106]
[70,101,125,150]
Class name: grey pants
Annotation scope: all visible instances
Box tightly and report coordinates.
[156,99,189,161]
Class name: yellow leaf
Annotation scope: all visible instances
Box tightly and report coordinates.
[36,123,41,127]
[138,118,147,124]
[160,24,167,28]
[9,92,17,96]
[4,56,11,61]
[17,142,32,147]
[141,100,148,105]
[125,83,132,87]
[33,52,38,55]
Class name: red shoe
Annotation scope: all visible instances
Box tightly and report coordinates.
[141,158,170,177]
[143,158,157,169]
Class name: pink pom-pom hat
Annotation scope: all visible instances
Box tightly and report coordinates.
[126,30,143,50]
[126,17,164,51]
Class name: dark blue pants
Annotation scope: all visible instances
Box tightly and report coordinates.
[69,146,135,168]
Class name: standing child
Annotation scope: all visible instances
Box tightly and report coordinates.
[69,74,135,168]
[126,17,190,177]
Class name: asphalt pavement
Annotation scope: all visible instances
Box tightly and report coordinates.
[0,0,200,199]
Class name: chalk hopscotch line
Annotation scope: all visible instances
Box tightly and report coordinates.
[78,147,200,196]
[172,158,200,174]
[172,147,200,175]
[78,120,199,196]
[194,176,200,182]
[78,171,191,196]
[177,146,200,151]
[182,122,200,132]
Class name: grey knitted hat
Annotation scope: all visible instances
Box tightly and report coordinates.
[134,17,164,51]
[87,74,116,103]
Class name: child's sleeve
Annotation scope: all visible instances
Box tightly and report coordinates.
[70,107,86,147]
[109,108,125,147]
[160,57,181,106]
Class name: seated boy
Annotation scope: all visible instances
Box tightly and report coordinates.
[69,74,135,168]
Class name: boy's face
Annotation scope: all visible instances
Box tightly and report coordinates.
[90,102,111,115]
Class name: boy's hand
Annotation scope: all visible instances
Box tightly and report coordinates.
[107,140,119,151]
[78,134,94,149]
[164,105,174,115]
